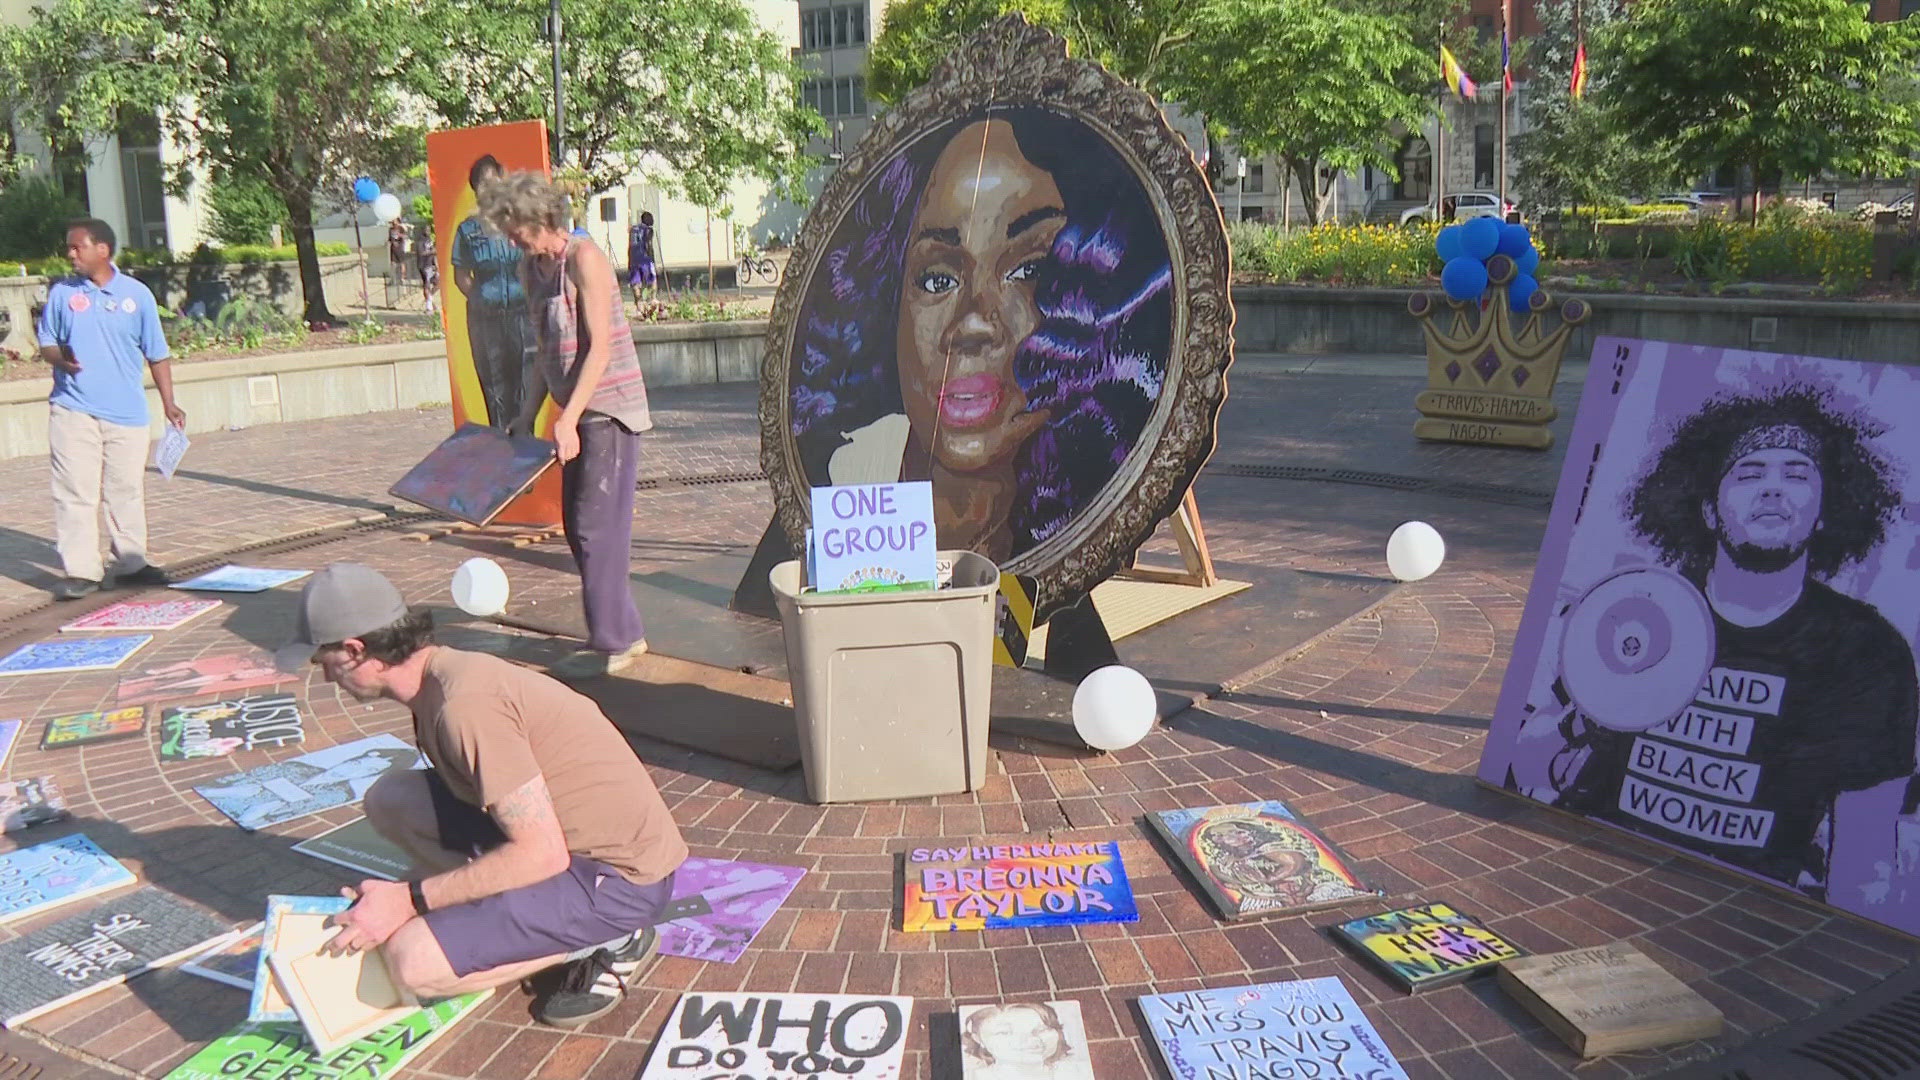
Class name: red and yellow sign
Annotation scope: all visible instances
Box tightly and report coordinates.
[424,120,559,526]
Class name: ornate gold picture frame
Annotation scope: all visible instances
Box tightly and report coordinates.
[758,16,1233,622]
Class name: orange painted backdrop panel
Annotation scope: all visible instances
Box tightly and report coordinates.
[424,120,559,527]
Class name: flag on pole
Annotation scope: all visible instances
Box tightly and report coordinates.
[1440,46,1477,100]
[1501,0,1514,93]
[1570,41,1588,99]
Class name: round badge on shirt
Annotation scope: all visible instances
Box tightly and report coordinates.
[68,293,90,313]
[121,298,137,314]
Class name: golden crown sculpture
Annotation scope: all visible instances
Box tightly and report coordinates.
[1409,254,1591,450]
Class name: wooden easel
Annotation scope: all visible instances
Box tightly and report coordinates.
[402,520,565,548]
[1117,488,1218,588]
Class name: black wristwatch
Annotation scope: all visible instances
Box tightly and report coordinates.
[408,880,429,916]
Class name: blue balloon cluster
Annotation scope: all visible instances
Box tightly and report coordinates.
[352,176,380,203]
[1436,218,1539,312]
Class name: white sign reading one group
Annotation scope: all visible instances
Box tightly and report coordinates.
[808,482,936,591]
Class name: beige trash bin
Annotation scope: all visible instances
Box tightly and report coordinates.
[770,550,998,804]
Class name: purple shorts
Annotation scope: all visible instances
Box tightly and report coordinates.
[419,770,677,977]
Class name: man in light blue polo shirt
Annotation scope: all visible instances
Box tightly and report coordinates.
[37,218,185,600]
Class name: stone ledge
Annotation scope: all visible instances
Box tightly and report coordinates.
[1235,281,1920,319]
[1231,284,1920,362]
[632,317,770,343]
[0,318,771,460]
[0,338,447,406]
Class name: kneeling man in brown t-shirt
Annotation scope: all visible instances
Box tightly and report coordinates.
[275,562,688,1028]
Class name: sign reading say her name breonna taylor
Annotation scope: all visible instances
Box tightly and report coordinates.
[901,838,1138,931]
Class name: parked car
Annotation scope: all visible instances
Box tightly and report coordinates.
[1401,192,1516,225]
[1653,193,1708,210]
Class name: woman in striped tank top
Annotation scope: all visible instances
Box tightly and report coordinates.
[481,172,655,679]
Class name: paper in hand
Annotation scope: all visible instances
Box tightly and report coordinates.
[154,425,189,480]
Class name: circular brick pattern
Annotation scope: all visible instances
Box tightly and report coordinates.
[0,379,1908,1080]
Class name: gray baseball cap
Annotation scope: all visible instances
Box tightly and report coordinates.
[275,562,411,672]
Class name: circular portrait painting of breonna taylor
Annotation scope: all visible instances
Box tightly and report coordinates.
[758,15,1233,625]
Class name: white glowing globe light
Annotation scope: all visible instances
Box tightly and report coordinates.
[1072,665,1157,751]
[451,558,510,617]
[1386,521,1446,582]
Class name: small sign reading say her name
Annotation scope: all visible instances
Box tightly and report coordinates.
[1138,978,1409,1080]
[0,886,229,1027]
[808,482,936,591]
[640,993,913,1080]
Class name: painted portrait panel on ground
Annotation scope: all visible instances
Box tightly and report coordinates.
[757,16,1232,624]
[1479,336,1920,937]
[388,423,558,526]
[424,119,559,527]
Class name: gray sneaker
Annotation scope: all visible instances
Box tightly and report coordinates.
[535,927,657,1029]
[547,640,648,680]
[55,578,100,601]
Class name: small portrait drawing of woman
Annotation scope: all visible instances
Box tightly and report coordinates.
[787,107,1174,564]
[960,1002,1095,1080]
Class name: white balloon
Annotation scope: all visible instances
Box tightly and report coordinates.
[1072,665,1157,751]
[372,193,403,223]
[1386,521,1446,582]
[451,557,510,617]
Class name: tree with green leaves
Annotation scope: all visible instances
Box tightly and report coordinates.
[1344,0,1504,101]
[870,0,1440,223]
[1512,0,1675,212]
[870,0,1230,174]
[409,0,819,213]
[0,0,175,190]
[151,0,426,324]
[870,0,1064,103]
[1601,0,1920,223]
[869,0,1215,103]
[1168,0,1428,226]
[7,0,428,323]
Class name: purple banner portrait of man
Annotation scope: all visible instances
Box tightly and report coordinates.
[1480,337,1920,936]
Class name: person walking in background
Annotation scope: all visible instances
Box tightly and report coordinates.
[484,172,653,679]
[386,219,410,288]
[452,155,532,427]
[626,212,656,303]
[38,219,184,601]
[416,223,439,315]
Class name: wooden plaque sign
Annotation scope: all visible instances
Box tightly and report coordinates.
[1497,942,1722,1057]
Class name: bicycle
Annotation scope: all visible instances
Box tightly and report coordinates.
[736,251,778,287]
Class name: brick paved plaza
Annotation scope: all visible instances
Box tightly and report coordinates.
[0,357,1910,1079]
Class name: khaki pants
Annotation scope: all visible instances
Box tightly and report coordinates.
[49,404,151,583]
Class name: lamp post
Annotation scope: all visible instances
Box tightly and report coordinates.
[549,0,564,166]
